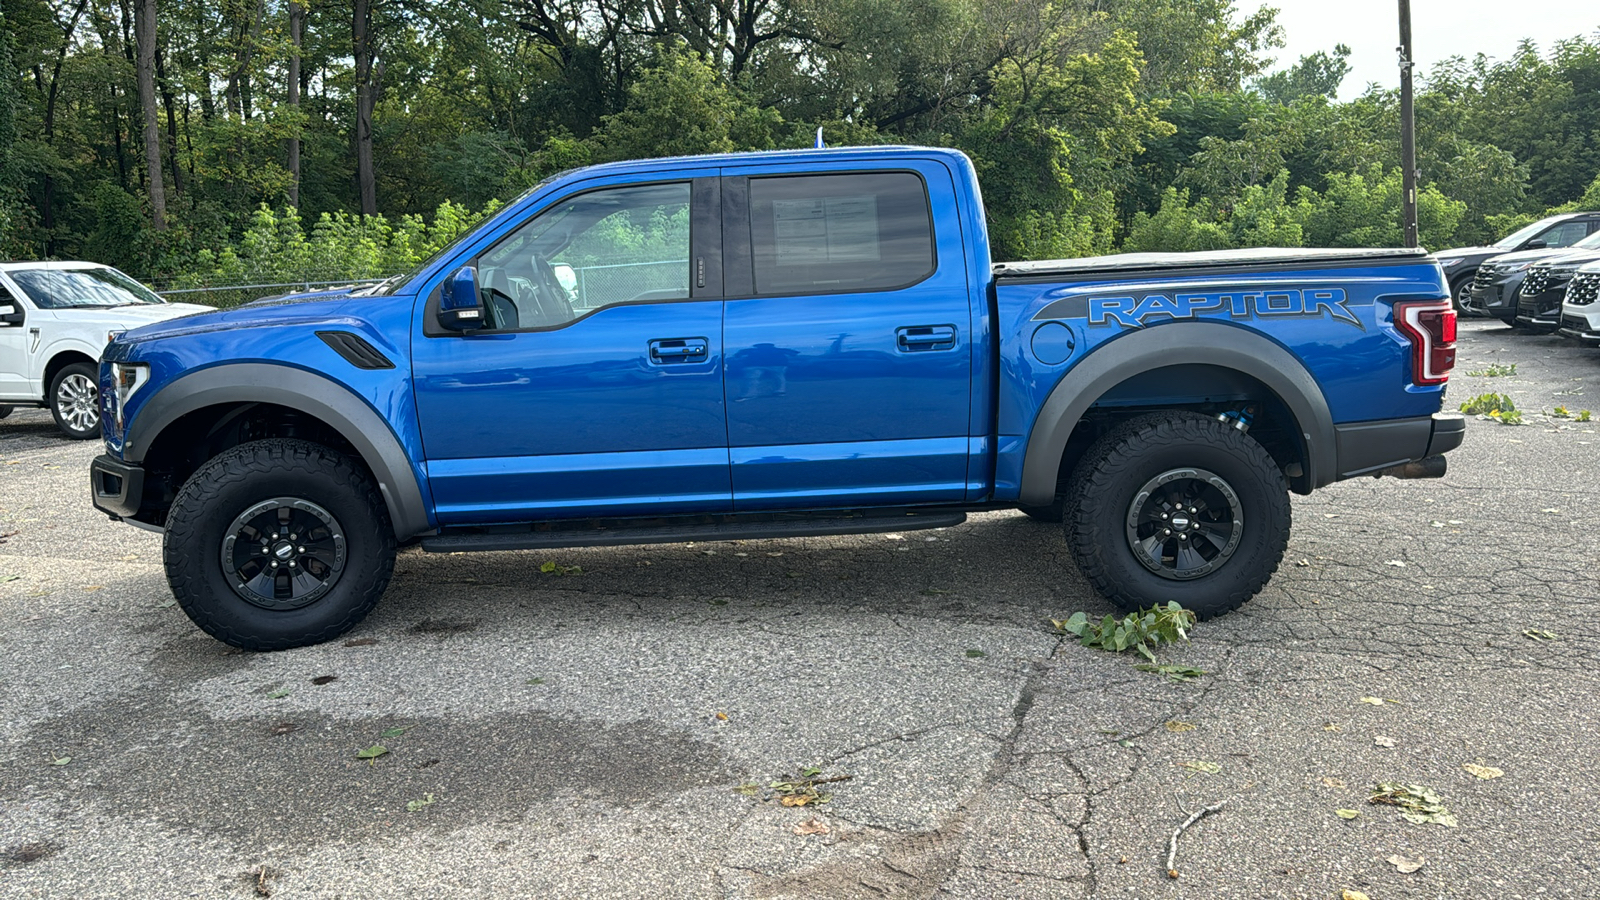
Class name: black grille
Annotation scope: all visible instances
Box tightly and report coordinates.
[1521,269,1551,295]
[1568,273,1600,306]
[1473,266,1496,290]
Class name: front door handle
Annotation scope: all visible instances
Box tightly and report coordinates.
[896,324,957,352]
[649,337,709,364]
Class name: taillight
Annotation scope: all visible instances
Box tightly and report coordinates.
[1394,299,1457,386]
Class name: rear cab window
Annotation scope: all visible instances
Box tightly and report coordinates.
[747,172,935,296]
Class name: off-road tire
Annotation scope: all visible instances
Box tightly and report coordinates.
[163,439,395,650]
[48,362,100,439]
[1065,411,1290,620]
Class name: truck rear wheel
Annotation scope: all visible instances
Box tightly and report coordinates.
[1066,412,1290,619]
[163,439,396,650]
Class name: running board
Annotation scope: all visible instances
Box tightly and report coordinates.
[420,512,968,554]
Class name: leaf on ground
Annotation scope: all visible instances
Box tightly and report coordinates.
[779,794,814,807]
[405,794,436,812]
[310,675,337,685]
[1165,721,1197,732]
[356,744,389,762]
[1179,759,1221,775]
[381,727,406,738]
[792,818,830,835]
[1374,735,1396,748]
[0,574,18,583]
[50,755,72,766]
[1334,808,1360,819]
[1522,629,1558,641]
[1343,891,1371,900]
[1462,763,1504,780]
[1322,776,1346,789]
[526,677,545,685]
[714,711,729,722]
[733,783,761,797]
[155,598,177,609]
[266,689,290,699]
[1384,559,1406,567]
[1358,697,1388,706]
[1324,723,1342,732]
[1370,781,1456,827]
[964,648,986,658]
[1388,853,1425,873]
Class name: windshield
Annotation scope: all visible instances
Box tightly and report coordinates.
[1573,230,1600,250]
[9,267,165,309]
[1493,217,1565,250]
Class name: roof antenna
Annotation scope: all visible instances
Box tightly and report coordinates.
[814,126,825,149]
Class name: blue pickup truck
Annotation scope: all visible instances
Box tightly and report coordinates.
[90,146,1463,650]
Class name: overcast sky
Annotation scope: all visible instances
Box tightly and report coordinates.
[1246,1,1600,99]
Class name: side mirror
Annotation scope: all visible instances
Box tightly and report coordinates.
[0,301,23,326]
[1523,239,1548,250]
[437,266,484,331]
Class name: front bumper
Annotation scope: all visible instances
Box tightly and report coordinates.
[1332,413,1465,480]
[1514,286,1567,328]
[1465,274,1525,321]
[1559,309,1600,343]
[90,454,145,519]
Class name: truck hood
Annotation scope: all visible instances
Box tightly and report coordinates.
[1482,247,1590,267]
[117,288,373,343]
[52,301,213,329]
[1532,249,1600,270]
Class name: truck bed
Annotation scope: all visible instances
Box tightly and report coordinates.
[993,247,1433,282]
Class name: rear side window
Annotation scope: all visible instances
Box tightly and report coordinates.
[748,172,934,295]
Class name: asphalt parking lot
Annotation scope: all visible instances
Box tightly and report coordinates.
[2,318,1598,899]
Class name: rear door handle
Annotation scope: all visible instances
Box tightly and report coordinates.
[896,324,957,352]
[649,337,709,364]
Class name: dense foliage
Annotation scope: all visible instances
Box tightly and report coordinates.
[2,0,1598,289]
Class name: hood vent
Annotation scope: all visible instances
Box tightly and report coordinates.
[317,331,395,369]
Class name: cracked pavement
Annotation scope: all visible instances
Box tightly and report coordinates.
[2,318,1598,898]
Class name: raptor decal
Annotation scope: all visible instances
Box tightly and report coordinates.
[1084,288,1362,330]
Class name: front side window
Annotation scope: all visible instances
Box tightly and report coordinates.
[9,267,164,309]
[748,172,934,296]
[475,182,691,330]
[1536,221,1589,249]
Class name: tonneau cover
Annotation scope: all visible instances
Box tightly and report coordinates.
[993,247,1432,280]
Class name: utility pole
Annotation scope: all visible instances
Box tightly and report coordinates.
[1398,0,1418,247]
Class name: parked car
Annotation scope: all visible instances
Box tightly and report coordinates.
[1436,212,1600,311]
[91,146,1463,650]
[1464,229,1600,325]
[1516,243,1600,331]
[1557,259,1600,346]
[0,262,209,438]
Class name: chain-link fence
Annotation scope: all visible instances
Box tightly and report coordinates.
[571,260,686,310]
[157,278,391,309]
[156,259,684,311]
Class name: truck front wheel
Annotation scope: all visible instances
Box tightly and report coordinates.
[49,362,100,439]
[1066,412,1290,619]
[163,439,396,650]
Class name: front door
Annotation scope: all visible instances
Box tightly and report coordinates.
[719,164,974,509]
[0,280,35,401]
[413,177,731,524]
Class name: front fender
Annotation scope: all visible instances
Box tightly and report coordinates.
[123,363,433,540]
[1018,322,1336,507]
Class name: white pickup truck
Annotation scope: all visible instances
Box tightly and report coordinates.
[0,262,209,438]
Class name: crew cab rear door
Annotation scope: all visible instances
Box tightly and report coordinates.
[719,160,974,509]
[412,171,730,523]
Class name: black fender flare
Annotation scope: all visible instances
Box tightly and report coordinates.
[1018,322,1336,507]
[123,363,432,540]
